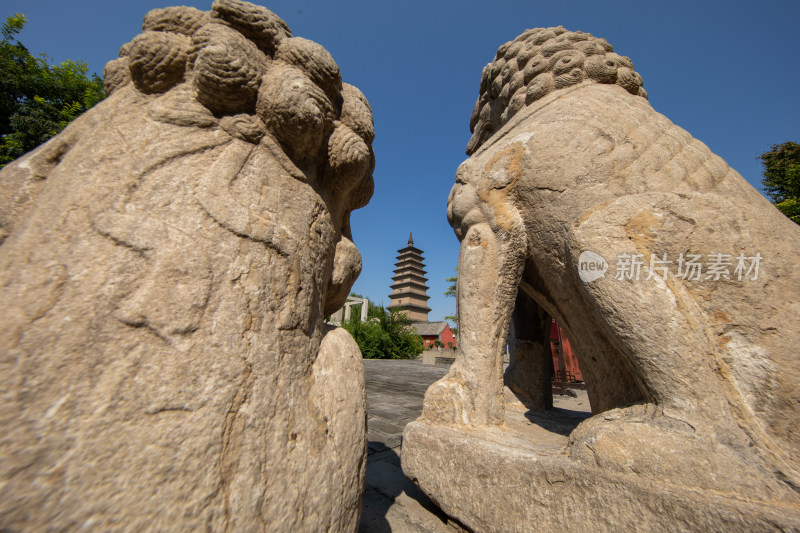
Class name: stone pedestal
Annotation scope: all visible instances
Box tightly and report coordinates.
[403,416,800,533]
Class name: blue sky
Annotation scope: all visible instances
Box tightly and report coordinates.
[4,0,798,324]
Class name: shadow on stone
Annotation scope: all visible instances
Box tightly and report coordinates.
[522,407,592,437]
[360,443,454,532]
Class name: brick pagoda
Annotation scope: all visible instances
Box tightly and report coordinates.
[388,233,431,321]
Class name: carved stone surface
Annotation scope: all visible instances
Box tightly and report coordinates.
[403,27,800,531]
[0,1,373,531]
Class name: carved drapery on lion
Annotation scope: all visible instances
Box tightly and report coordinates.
[0,1,372,531]
[403,26,800,531]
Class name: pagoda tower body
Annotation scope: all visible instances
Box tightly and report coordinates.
[388,233,431,322]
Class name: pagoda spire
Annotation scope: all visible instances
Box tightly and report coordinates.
[408,232,414,246]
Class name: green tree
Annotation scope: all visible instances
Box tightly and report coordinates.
[0,13,105,167]
[759,141,800,225]
[444,271,457,298]
[341,304,424,360]
[443,268,458,334]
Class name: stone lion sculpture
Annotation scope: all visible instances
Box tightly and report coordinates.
[403,26,800,531]
[0,1,373,530]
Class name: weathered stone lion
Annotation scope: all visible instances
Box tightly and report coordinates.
[403,26,800,531]
[0,1,373,530]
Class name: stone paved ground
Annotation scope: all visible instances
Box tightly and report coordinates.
[358,358,461,533]
[363,359,449,451]
[358,357,592,532]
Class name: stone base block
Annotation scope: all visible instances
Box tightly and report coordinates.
[402,420,800,532]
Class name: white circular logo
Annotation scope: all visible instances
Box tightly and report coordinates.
[578,250,608,282]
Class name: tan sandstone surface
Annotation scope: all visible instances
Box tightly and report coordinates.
[403,26,800,532]
[0,1,374,531]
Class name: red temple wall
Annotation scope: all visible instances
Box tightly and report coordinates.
[549,320,583,382]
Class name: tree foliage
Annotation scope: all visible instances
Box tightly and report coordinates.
[341,303,424,360]
[759,141,800,225]
[0,13,105,167]
[443,269,458,333]
[444,272,457,298]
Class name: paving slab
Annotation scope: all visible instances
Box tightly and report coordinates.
[362,358,449,451]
